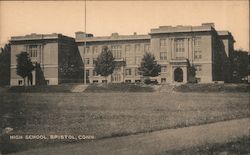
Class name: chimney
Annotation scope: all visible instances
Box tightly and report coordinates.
[202,23,215,28]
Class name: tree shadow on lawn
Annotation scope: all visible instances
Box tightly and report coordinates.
[163,136,250,155]
[0,95,52,154]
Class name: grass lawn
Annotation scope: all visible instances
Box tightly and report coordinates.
[0,92,249,153]
[163,136,250,155]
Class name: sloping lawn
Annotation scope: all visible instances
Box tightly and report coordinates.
[0,92,249,153]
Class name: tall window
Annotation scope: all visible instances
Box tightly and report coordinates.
[84,46,90,54]
[93,70,97,76]
[125,68,132,76]
[194,38,202,60]
[112,74,121,82]
[175,39,184,53]
[144,44,150,53]
[135,44,140,54]
[111,45,122,59]
[161,66,167,73]
[160,39,167,47]
[92,46,98,54]
[85,58,90,64]
[135,56,141,65]
[195,65,202,74]
[160,52,167,60]
[27,45,40,57]
[125,45,131,56]
[194,51,202,59]
[135,68,139,76]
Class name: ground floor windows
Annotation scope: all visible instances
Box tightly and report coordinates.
[125,69,132,76]
[93,80,98,83]
[161,78,166,83]
[125,80,131,83]
[112,74,121,82]
[161,66,167,73]
[18,80,23,86]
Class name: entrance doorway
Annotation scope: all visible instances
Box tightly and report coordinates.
[174,67,183,82]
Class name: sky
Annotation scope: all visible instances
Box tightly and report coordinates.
[0,1,249,51]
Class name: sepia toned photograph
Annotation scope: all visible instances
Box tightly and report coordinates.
[0,0,249,154]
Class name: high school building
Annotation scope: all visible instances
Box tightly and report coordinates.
[10,33,83,86]
[10,23,235,85]
[75,23,234,84]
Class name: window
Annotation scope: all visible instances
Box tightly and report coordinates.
[111,45,122,59]
[125,57,133,65]
[46,80,49,85]
[161,78,166,83]
[135,68,139,76]
[93,70,97,76]
[160,52,167,60]
[93,58,97,65]
[84,46,90,54]
[92,46,98,54]
[135,56,141,65]
[125,45,131,56]
[27,45,40,58]
[125,80,131,83]
[112,74,121,82]
[195,65,202,74]
[18,80,23,86]
[85,58,90,64]
[114,67,121,73]
[194,38,201,47]
[160,39,167,47]
[135,44,140,53]
[135,80,141,83]
[175,39,184,52]
[93,80,98,83]
[194,38,202,59]
[125,69,132,76]
[161,66,167,73]
[144,44,150,53]
[194,51,202,59]
[102,80,107,83]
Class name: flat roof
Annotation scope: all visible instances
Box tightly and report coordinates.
[10,33,74,41]
[75,34,150,43]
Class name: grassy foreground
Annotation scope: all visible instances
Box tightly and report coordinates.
[0,92,249,153]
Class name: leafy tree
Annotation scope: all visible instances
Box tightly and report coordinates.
[0,43,11,86]
[16,52,34,86]
[230,49,249,82]
[94,47,115,82]
[138,52,161,77]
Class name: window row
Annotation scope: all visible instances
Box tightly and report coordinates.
[83,44,151,55]
[26,45,41,58]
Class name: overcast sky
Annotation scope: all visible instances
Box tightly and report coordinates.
[0,1,249,50]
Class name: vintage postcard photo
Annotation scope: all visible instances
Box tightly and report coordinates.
[0,0,249,154]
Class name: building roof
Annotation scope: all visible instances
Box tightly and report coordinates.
[75,33,150,43]
[149,23,215,35]
[10,33,74,42]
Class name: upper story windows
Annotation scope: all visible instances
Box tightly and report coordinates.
[111,45,122,59]
[125,45,131,56]
[160,52,167,60]
[160,39,167,47]
[135,44,140,54]
[175,39,184,53]
[194,37,202,60]
[144,44,150,53]
[27,45,40,58]
[92,46,98,54]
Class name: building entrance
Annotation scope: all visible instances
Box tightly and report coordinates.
[174,67,183,82]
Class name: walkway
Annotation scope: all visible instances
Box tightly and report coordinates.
[13,118,249,155]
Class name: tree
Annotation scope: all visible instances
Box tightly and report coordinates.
[138,52,161,83]
[230,49,249,82]
[94,47,115,82]
[16,52,34,86]
[0,43,11,86]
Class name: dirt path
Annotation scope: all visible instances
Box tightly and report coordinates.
[12,118,249,155]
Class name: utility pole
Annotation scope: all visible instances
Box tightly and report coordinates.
[84,0,87,85]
